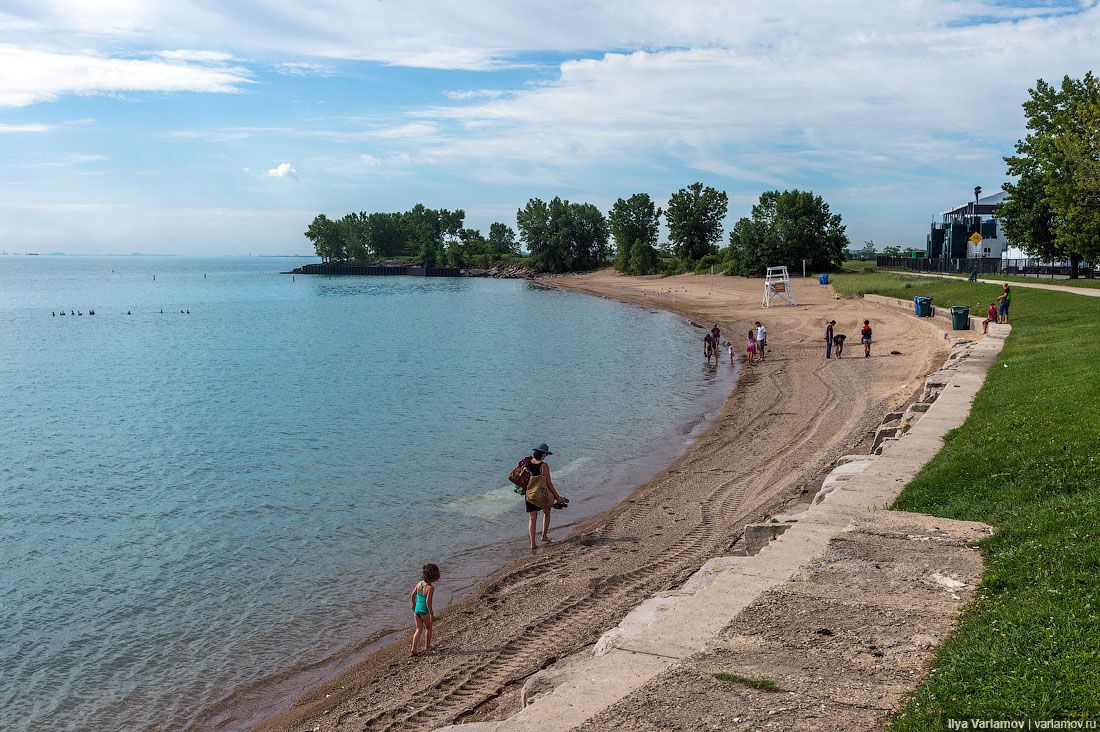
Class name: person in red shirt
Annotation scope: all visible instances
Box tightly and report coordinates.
[983,302,997,334]
[860,320,872,358]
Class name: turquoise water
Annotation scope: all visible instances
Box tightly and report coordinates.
[0,256,733,731]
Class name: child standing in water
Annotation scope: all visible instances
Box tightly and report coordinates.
[410,563,440,656]
[746,330,758,362]
[728,341,735,366]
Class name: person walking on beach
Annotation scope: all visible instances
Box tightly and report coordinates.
[983,302,997,334]
[833,331,846,358]
[703,332,717,366]
[825,320,835,359]
[522,444,565,550]
[754,321,767,360]
[998,283,1011,324]
[710,323,721,348]
[410,563,440,656]
[746,330,758,362]
[860,320,873,358]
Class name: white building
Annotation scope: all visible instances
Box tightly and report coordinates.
[933,190,1012,259]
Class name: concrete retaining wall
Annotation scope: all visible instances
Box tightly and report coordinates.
[863,292,983,331]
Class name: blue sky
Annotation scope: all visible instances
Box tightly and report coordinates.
[1,0,1097,255]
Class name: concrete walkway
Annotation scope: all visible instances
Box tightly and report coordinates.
[438,306,1009,732]
[900,271,1100,298]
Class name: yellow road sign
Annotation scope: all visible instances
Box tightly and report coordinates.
[969,232,983,245]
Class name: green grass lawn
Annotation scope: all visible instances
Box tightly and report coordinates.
[831,271,1100,726]
[840,258,879,273]
[915,271,1100,290]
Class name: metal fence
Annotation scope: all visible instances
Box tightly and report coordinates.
[875,256,1097,279]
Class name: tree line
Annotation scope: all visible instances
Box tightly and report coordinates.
[305,206,520,268]
[305,184,851,276]
[998,72,1100,278]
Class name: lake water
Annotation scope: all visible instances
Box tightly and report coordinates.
[0,256,734,731]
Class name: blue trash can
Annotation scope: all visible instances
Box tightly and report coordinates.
[818,273,829,285]
[914,296,932,317]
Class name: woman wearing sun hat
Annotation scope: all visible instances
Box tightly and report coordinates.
[522,443,566,550]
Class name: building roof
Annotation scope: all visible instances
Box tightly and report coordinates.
[941,190,1009,217]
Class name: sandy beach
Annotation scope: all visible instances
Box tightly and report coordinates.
[254,271,950,732]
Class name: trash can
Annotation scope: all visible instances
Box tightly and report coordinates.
[914,296,932,317]
[818,273,829,285]
[950,305,971,330]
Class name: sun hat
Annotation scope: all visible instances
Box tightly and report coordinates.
[532,443,553,455]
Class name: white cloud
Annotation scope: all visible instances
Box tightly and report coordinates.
[0,123,52,133]
[380,5,1100,192]
[370,122,440,140]
[156,49,237,63]
[0,45,250,108]
[3,0,1090,73]
[444,89,507,101]
[266,162,298,178]
[275,61,331,76]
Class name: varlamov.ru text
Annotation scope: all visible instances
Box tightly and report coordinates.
[947,720,1098,730]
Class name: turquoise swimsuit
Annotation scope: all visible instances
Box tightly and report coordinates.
[414,582,429,617]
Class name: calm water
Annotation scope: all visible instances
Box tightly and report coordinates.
[0,256,733,731]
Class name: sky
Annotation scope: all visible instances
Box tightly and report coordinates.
[0,0,1098,255]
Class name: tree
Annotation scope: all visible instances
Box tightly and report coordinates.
[608,193,662,271]
[882,245,902,257]
[726,190,850,276]
[366,212,406,257]
[439,209,466,268]
[517,197,609,273]
[626,241,661,275]
[488,222,519,256]
[339,212,370,261]
[305,214,344,261]
[1002,73,1100,276]
[665,183,728,262]
[998,170,1057,262]
[860,240,877,260]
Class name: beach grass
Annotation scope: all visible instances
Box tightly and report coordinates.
[830,271,1100,725]
[711,672,786,693]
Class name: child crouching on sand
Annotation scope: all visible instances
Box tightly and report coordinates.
[411,563,440,656]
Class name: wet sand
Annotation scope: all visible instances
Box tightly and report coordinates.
[253,272,950,732]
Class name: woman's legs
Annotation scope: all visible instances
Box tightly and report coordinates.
[411,615,424,655]
[541,509,552,541]
[528,511,537,550]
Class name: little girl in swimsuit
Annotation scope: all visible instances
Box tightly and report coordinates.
[746,330,757,362]
[411,563,440,656]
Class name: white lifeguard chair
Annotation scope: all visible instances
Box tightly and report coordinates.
[762,266,796,308]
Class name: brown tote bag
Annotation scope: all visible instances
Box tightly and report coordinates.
[524,471,555,511]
